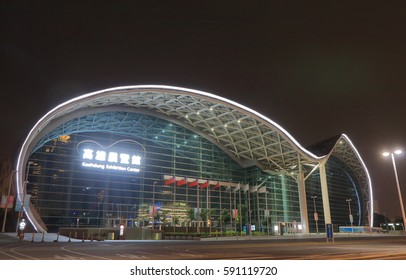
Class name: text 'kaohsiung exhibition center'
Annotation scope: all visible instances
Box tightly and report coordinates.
[15,85,373,236]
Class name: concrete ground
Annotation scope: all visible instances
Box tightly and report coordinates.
[0,230,402,243]
[1,232,83,242]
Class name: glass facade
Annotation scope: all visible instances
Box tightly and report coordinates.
[306,157,363,233]
[24,112,363,234]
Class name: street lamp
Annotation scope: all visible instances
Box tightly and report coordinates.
[311,195,319,234]
[346,198,353,233]
[383,149,406,234]
[152,181,157,228]
[152,181,157,206]
[16,161,34,233]
[1,170,17,232]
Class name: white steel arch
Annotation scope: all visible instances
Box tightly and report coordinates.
[15,85,372,232]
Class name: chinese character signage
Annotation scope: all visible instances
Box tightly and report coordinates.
[77,139,144,173]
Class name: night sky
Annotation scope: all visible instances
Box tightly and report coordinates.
[2,1,406,220]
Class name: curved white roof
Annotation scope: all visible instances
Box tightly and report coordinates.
[15,85,372,232]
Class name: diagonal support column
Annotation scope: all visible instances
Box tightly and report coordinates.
[298,162,309,234]
[319,162,332,224]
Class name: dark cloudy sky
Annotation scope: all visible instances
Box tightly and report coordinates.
[2,1,406,219]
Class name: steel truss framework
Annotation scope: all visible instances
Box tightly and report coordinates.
[15,85,373,233]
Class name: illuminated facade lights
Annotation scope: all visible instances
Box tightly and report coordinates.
[14,85,372,234]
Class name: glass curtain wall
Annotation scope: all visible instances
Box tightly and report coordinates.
[24,113,326,233]
[306,157,362,233]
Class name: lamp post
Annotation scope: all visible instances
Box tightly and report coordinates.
[2,170,17,232]
[265,189,269,236]
[16,161,34,233]
[346,198,353,233]
[311,195,319,234]
[152,181,157,206]
[197,185,200,234]
[383,149,406,234]
[152,181,157,228]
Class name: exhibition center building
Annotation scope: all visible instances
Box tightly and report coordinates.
[15,85,373,235]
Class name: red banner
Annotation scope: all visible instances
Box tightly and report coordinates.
[1,195,14,209]
[164,177,175,185]
[188,181,199,187]
[211,182,220,190]
[149,205,159,216]
[177,179,187,187]
[232,209,239,219]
